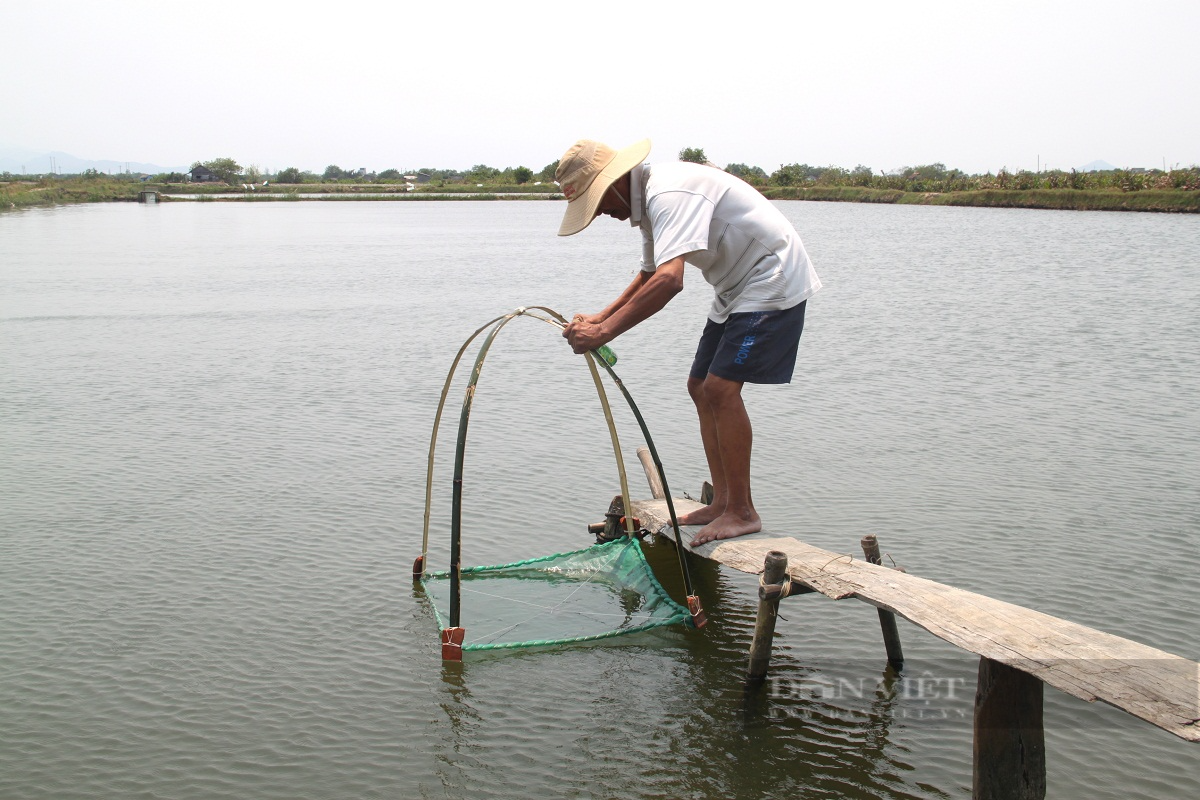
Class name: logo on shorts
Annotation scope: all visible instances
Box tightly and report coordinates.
[734,335,756,365]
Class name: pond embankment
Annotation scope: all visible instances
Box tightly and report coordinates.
[4,178,1198,213]
[762,185,1200,213]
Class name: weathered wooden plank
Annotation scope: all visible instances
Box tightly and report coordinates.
[634,497,1200,742]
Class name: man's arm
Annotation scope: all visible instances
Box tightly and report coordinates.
[572,269,650,326]
[564,257,685,353]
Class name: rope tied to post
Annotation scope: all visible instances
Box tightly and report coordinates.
[758,571,793,603]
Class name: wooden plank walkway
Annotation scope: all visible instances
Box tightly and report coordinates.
[633,497,1200,742]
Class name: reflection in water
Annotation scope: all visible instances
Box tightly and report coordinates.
[435,660,486,796]
[438,659,473,730]
[419,538,936,798]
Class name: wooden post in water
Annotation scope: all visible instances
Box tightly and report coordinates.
[860,534,904,670]
[746,550,789,685]
[635,446,665,500]
[973,656,1046,800]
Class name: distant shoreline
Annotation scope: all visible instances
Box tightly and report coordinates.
[761,186,1200,213]
[3,179,1197,214]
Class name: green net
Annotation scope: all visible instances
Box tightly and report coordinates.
[421,537,693,652]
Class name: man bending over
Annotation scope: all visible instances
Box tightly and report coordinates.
[557,139,821,546]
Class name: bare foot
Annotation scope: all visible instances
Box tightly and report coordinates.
[689,511,762,547]
[676,504,723,527]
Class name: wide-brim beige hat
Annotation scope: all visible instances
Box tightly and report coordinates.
[556,138,651,236]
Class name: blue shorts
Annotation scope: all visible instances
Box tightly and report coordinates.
[689,301,807,384]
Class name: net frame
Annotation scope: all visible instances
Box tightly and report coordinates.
[414,307,703,660]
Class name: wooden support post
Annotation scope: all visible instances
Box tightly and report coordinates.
[635,446,666,500]
[973,657,1046,800]
[861,534,905,670]
[746,550,788,685]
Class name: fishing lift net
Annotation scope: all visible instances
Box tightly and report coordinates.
[421,538,691,652]
[414,307,704,660]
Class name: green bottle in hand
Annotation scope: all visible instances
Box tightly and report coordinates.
[594,345,618,367]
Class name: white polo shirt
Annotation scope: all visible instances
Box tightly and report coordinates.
[629,161,821,323]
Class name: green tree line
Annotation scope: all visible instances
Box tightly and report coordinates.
[195,152,1200,193]
[6,153,1198,197]
[267,161,555,186]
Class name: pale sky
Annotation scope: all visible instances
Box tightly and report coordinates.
[3,0,1197,175]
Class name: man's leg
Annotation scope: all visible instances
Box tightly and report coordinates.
[688,374,761,545]
[677,301,806,542]
[677,376,727,527]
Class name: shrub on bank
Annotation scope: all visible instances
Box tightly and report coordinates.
[0,176,143,209]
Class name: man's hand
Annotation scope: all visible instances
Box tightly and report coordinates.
[571,312,605,326]
[563,319,610,354]
[561,257,684,356]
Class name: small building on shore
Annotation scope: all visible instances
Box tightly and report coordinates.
[189,165,220,183]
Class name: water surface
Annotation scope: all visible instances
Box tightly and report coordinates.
[2,201,1197,798]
